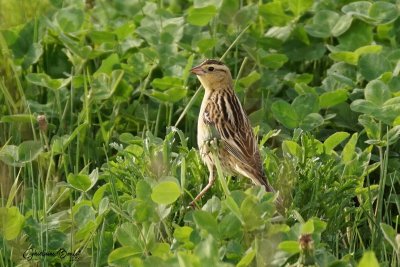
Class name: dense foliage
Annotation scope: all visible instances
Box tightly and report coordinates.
[0,0,399,266]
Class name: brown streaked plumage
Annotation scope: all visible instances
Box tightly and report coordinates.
[190,59,275,205]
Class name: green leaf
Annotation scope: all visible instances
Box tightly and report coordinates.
[350,99,379,116]
[292,94,319,121]
[329,51,358,65]
[300,113,324,131]
[17,140,43,163]
[56,7,85,32]
[152,76,183,91]
[67,173,92,192]
[383,125,400,146]
[240,196,263,231]
[342,133,358,164]
[369,1,399,25]
[357,251,379,267]
[233,4,258,26]
[288,0,313,17]
[1,114,36,123]
[278,241,300,254]
[324,132,350,154]
[116,223,141,247]
[261,53,288,69]
[305,10,340,38]
[358,53,392,81]
[342,1,372,22]
[26,73,72,90]
[332,14,353,37]
[259,2,291,26]
[271,100,299,129]
[151,181,181,205]
[0,207,25,240]
[136,180,152,201]
[95,53,120,75]
[192,210,219,237]
[236,247,256,267]
[380,223,399,252]
[173,226,193,243]
[319,89,348,108]
[337,20,373,51]
[365,80,391,106]
[22,43,43,69]
[359,115,380,140]
[238,71,260,87]
[282,140,303,159]
[301,220,314,234]
[108,246,143,266]
[187,5,217,26]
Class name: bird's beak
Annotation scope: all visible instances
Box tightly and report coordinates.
[190,65,205,75]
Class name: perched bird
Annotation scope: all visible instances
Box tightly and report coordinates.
[190,59,275,205]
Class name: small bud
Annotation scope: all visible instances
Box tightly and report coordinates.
[298,234,315,266]
[37,115,48,133]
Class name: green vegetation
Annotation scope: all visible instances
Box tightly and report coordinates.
[0,0,399,266]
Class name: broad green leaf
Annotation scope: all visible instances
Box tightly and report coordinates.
[240,196,263,231]
[219,0,239,24]
[0,207,25,240]
[136,180,152,201]
[359,115,380,140]
[95,53,120,75]
[329,51,358,65]
[218,213,241,239]
[342,1,372,22]
[305,10,340,38]
[259,2,291,26]
[187,5,217,26]
[282,140,302,159]
[173,226,193,243]
[292,94,319,121]
[22,43,43,69]
[116,223,141,247]
[337,21,373,51]
[355,45,382,56]
[26,73,72,90]
[358,53,392,81]
[151,181,181,205]
[279,241,300,254]
[261,53,288,69]
[271,100,299,129]
[56,7,85,32]
[192,210,218,237]
[18,140,43,163]
[350,99,379,116]
[300,113,324,131]
[301,220,314,234]
[108,246,143,266]
[288,0,313,16]
[319,89,348,108]
[332,14,353,36]
[369,1,399,25]
[152,76,183,91]
[324,132,350,154]
[239,71,260,87]
[357,251,379,267]
[365,80,391,106]
[67,173,92,192]
[233,4,258,26]
[382,125,400,146]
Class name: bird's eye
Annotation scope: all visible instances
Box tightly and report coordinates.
[208,67,214,71]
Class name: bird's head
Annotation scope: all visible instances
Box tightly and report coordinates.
[191,59,232,90]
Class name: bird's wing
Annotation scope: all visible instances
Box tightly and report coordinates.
[203,91,260,172]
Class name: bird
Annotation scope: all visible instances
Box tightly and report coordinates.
[190,59,275,206]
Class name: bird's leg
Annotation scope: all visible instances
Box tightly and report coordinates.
[190,166,215,207]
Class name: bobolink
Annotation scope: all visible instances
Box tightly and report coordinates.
[190,59,275,205]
